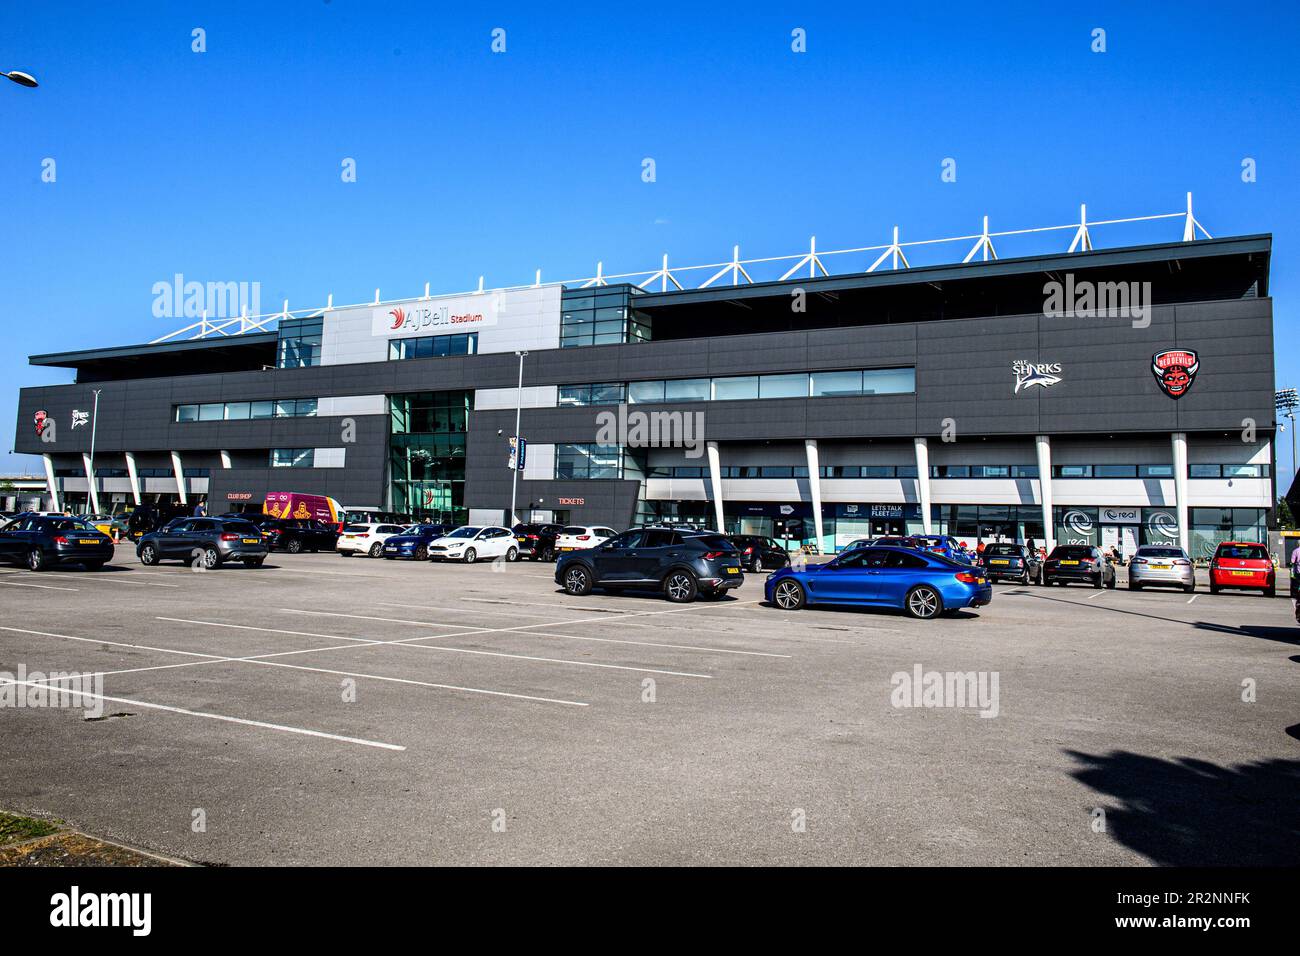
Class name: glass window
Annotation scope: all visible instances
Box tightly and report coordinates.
[1095,464,1137,478]
[297,398,318,417]
[1010,465,1039,478]
[555,443,622,479]
[862,367,916,394]
[224,402,250,420]
[663,379,710,403]
[277,317,323,368]
[590,383,625,405]
[712,376,759,401]
[759,374,808,399]
[275,400,298,418]
[1054,465,1093,478]
[270,448,314,468]
[860,465,896,478]
[931,465,970,478]
[628,380,667,404]
[1222,464,1261,478]
[972,465,1010,478]
[1190,464,1222,478]
[810,370,863,397]
[250,401,275,419]
[176,405,198,422]
[1138,464,1174,478]
[198,403,223,421]
[896,465,919,478]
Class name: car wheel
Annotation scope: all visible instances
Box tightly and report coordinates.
[286,538,303,554]
[905,585,943,620]
[368,543,383,558]
[26,549,46,572]
[196,547,221,570]
[749,556,763,574]
[1209,583,1219,594]
[463,547,477,564]
[563,564,593,596]
[663,570,698,603]
[506,546,518,562]
[139,544,159,566]
[415,545,428,561]
[772,579,806,610]
[1019,570,1030,585]
[1183,584,1195,593]
[543,547,555,562]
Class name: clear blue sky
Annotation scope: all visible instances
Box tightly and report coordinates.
[2,1,1296,482]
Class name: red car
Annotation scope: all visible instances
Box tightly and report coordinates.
[1208,541,1274,597]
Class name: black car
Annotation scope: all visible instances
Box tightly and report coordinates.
[256,517,340,554]
[0,515,114,571]
[382,524,450,560]
[136,517,270,569]
[727,534,790,573]
[980,542,1042,584]
[555,527,743,603]
[512,523,564,561]
[1042,544,1116,588]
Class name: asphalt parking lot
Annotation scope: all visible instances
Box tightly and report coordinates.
[0,549,1296,866]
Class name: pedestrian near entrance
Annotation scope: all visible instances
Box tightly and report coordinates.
[193,500,207,517]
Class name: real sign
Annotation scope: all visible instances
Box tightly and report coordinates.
[372,292,501,337]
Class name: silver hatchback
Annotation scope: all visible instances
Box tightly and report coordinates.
[1127,545,1195,592]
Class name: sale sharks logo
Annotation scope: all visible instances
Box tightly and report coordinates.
[1012,360,1063,393]
[1151,349,1199,400]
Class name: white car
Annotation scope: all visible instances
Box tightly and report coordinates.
[427,526,518,563]
[337,522,409,558]
[554,525,617,554]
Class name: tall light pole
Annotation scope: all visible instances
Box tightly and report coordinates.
[88,388,102,514]
[1277,388,1298,494]
[2,70,38,88]
[509,351,527,526]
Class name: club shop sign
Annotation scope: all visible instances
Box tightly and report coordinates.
[372,292,501,337]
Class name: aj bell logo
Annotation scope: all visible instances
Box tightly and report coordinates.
[1151,349,1199,400]
[50,886,151,936]
[1012,360,1062,393]
[388,305,484,331]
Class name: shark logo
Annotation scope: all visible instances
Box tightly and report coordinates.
[389,307,406,330]
[1012,360,1063,394]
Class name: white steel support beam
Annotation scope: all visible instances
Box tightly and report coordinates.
[1036,435,1054,553]
[706,442,725,534]
[81,452,101,515]
[1171,432,1190,556]
[170,450,188,506]
[914,437,933,535]
[124,452,142,506]
[42,453,61,513]
[805,439,824,552]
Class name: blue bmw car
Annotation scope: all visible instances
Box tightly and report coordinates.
[382,524,449,560]
[764,545,992,619]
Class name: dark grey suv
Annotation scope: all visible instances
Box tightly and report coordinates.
[136,517,269,569]
[554,527,743,603]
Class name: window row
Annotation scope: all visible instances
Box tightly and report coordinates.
[176,399,318,422]
[388,332,478,360]
[558,368,916,406]
[649,465,924,479]
[270,448,315,468]
[1053,463,1270,479]
[555,444,623,480]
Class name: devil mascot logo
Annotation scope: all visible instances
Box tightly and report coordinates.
[34,410,48,437]
[1151,349,1199,400]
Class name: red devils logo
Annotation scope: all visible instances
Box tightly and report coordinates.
[34,409,48,436]
[1151,349,1199,400]
[389,307,406,330]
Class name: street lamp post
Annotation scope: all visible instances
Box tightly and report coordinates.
[1276,388,1298,493]
[88,389,102,514]
[509,351,527,526]
[2,70,38,88]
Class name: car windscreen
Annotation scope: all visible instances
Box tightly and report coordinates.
[1216,545,1268,560]
[47,519,91,532]
[447,527,480,538]
[1137,547,1184,558]
[1050,546,1094,558]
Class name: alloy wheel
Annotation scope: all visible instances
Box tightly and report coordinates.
[773,580,804,610]
[907,586,940,619]
[565,567,589,594]
[665,572,695,602]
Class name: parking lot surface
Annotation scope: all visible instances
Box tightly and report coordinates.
[0,551,1296,866]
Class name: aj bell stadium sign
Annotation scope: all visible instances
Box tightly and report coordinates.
[371,292,502,337]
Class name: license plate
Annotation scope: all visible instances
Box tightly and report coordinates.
[1060,560,1079,566]
[990,559,1009,565]
[385,546,397,551]
[1231,570,1254,576]
[517,537,526,543]
[76,539,99,545]
[344,535,355,539]
[242,538,260,544]
[1150,563,1171,570]
[726,567,739,574]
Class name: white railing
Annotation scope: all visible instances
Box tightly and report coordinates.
[151,193,1213,344]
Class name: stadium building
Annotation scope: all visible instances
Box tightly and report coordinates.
[12,206,1278,557]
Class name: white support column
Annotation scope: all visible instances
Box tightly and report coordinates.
[705,441,725,533]
[1171,432,1190,555]
[170,450,188,506]
[1036,435,1054,552]
[81,452,101,515]
[124,452,141,506]
[805,439,824,552]
[42,453,61,513]
[913,437,932,534]
[220,450,233,470]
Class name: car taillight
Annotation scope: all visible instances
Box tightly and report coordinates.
[54,536,69,545]
[1132,557,1147,565]
[955,571,981,583]
[1174,559,1190,566]
[356,533,370,538]
[577,535,590,540]
[703,551,727,560]
[221,533,240,541]
[743,547,754,554]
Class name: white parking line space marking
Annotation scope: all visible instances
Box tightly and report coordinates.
[0,579,79,591]
[385,636,714,678]
[1187,593,1199,603]
[1086,590,1108,600]
[156,617,378,644]
[513,630,791,658]
[279,608,492,630]
[0,676,404,751]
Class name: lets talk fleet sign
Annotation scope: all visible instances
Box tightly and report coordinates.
[372,292,501,337]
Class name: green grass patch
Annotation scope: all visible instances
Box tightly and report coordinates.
[0,811,62,846]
